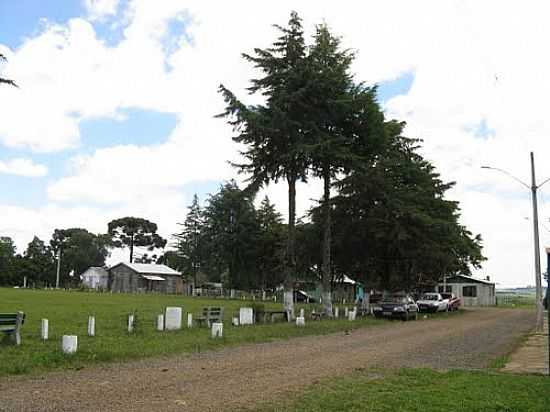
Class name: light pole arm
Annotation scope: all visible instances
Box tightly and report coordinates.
[480,166,530,190]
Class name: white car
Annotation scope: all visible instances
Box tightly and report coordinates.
[416,293,449,313]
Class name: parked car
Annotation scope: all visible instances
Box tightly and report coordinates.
[372,294,418,321]
[440,292,461,311]
[417,293,449,313]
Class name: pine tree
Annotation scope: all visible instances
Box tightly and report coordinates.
[174,194,204,289]
[218,12,310,318]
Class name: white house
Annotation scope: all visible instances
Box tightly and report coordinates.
[80,267,109,290]
[435,274,496,306]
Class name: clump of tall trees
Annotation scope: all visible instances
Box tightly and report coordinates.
[217,12,484,317]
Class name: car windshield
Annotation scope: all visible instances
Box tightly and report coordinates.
[422,294,439,301]
[386,296,407,303]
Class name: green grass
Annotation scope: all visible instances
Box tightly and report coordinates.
[255,369,550,412]
[0,288,383,377]
[496,293,536,308]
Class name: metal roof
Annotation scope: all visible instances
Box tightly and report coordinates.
[111,262,181,276]
[442,274,495,285]
[141,275,166,281]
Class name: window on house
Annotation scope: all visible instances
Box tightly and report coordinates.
[463,285,477,297]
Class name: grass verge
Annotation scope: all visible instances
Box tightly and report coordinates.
[255,368,550,412]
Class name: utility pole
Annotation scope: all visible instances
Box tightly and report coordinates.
[482,151,549,332]
[55,249,61,289]
[530,152,545,331]
[545,248,550,376]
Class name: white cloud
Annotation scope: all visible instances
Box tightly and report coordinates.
[0,158,47,177]
[3,0,550,286]
[84,0,119,21]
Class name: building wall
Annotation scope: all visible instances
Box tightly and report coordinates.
[110,265,183,294]
[436,282,496,306]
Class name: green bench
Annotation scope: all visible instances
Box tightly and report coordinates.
[195,306,224,328]
[0,312,25,345]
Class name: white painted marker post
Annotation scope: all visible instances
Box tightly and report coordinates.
[41,319,49,340]
[299,308,305,318]
[157,314,165,331]
[187,313,193,328]
[334,307,339,318]
[344,307,349,318]
[296,316,305,327]
[88,315,95,337]
[128,314,135,333]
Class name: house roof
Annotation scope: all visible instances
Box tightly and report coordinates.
[441,274,494,286]
[111,262,181,276]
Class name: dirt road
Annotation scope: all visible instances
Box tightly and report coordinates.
[0,308,534,412]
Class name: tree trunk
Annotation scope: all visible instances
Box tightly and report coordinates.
[284,174,297,321]
[130,235,134,263]
[321,167,333,317]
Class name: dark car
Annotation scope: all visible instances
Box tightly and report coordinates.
[372,294,418,321]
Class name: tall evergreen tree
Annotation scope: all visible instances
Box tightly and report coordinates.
[256,196,285,290]
[218,12,310,318]
[332,120,485,291]
[174,194,205,288]
[201,181,260,289]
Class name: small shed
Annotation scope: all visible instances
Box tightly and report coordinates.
[109,262,183,294]
[435,274,496,306]
[80,267,109,290]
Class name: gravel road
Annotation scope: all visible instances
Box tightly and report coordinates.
[0,308,534,412]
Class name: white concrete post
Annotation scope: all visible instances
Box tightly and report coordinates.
[299,308,305,318]
[296,316,305,327]
[344,307,349,318]
[232,316,239,326]
[128,314,135,333]
[157,314,165,331]
[334,307,339,318]
[62,335,78,354]
[187,313,193,328]
[88,315,95,337]
[41,319,49,340]
[211,322,223,338]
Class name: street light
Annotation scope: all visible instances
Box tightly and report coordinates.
[482,151,547,332]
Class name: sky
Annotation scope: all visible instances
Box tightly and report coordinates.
[1,0,550,288]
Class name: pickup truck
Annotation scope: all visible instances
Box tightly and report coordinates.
[416,293,449,313]
[441,292,461,311]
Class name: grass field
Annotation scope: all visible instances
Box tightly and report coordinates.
[257,369,550,412]
[0,288,385,377]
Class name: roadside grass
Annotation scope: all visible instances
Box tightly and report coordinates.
[255,369,550,412]
[0,288,384,377]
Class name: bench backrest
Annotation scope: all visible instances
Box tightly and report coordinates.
[203,307,224,321]
[0,312,25,332]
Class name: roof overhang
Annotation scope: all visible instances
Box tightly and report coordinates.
[141,275,166,281]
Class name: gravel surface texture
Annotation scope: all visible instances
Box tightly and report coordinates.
[0,308,534,412]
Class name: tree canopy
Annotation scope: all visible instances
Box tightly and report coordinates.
[107,217,167,263]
